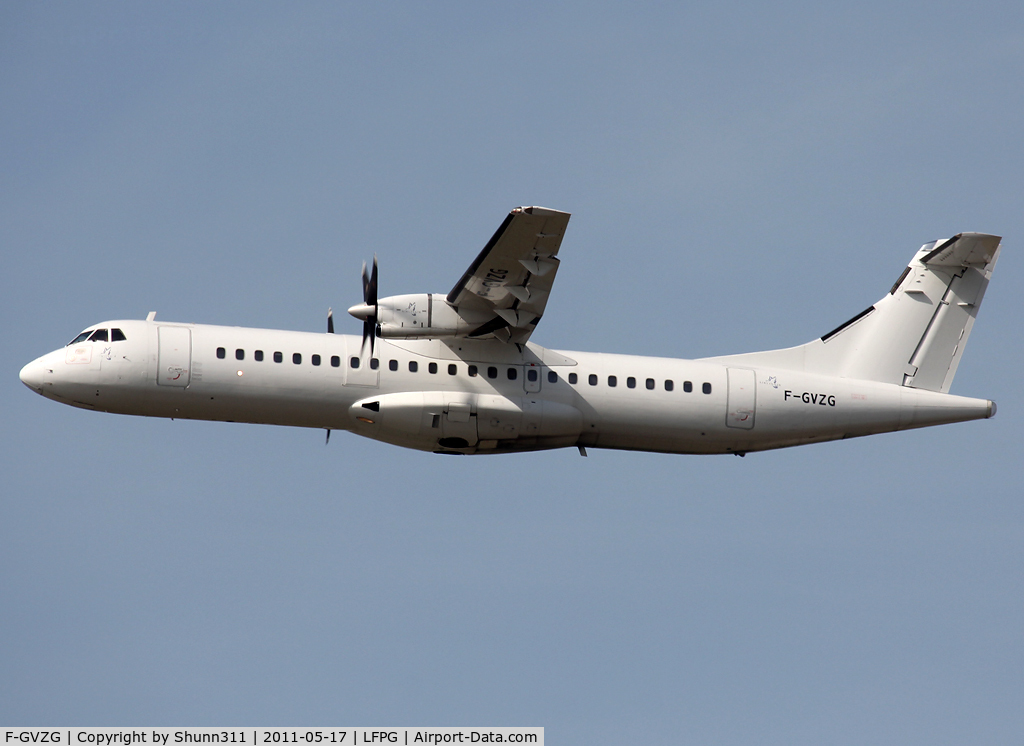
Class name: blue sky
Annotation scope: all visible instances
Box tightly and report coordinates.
[3,2,1023,742]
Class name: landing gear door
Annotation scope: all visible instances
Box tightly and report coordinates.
[157,326,192,387]
[440,400,478,447]
[726,367,756,429]
[523,363,542,393]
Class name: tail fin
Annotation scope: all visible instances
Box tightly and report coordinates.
[704,233,1002,392]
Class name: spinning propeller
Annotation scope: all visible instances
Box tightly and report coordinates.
[347,256,379,354]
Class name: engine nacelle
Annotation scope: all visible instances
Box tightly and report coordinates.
[373,293,491,340]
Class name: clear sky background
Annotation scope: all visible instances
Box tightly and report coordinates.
[2,2,1022,742]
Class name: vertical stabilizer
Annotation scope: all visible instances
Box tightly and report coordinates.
[902,235,1000,391]
[702,233,1002,392]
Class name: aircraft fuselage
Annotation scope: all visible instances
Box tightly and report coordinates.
[19,318,994,456]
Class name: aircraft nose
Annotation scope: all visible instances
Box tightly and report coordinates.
[19,357,51,392]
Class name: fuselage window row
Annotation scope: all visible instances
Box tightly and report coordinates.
[211,349,709,392]
[212,348,332,367]
[564,370,707,393]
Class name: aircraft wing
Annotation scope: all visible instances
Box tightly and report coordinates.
[447,206,571,344]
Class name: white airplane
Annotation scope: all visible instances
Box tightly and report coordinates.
[20,206,1001,457]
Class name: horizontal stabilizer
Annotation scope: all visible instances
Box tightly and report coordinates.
[920,232,1000,267]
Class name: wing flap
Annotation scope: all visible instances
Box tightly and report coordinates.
[448,206,570,343]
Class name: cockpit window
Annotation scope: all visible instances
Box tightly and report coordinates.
[88,329,108,342]
[68,331,93,346]
[111,328,127,342]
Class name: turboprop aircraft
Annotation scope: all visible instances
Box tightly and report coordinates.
[20,206,1000,456]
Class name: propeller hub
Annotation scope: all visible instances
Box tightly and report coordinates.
[348,303,376,321]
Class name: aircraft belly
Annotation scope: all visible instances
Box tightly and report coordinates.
[589,394,722,451]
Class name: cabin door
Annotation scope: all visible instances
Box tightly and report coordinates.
[157,326,192,387]
[726,368,756,429]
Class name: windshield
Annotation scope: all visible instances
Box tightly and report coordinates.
[68,330,93,346]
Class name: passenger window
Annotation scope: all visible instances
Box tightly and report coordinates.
[703,382,712,394]
[216,347,226,359]
[627,377,636,389]
[274,351,283,363]
[608,375,617,387]
[409,361,418,372]
[236,349,244,361]
[370,358,379,370]
[507,367,518,380]
[487,366,498,379]
[429,362,438,374]
[312,354,321,366]
[111,328,127,342]
[255,350,264,362]
[568,372,578,384]
[683,380,693,393]
[646,378,655,390]
[448,364,457,375]
[389,359,398,371]
[588,374,598,386]
[89,329,108,342]
[331,355,340,367]
[527,369,538,382]
[665,380,674,391]
[548,371,558,383]
[468,365,478,377]
[350,356,359,369]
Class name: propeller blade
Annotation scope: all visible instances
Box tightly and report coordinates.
[362,319,376,355]
[359,256,379,355]
[327,307,334,334]
[365,256,378,307]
